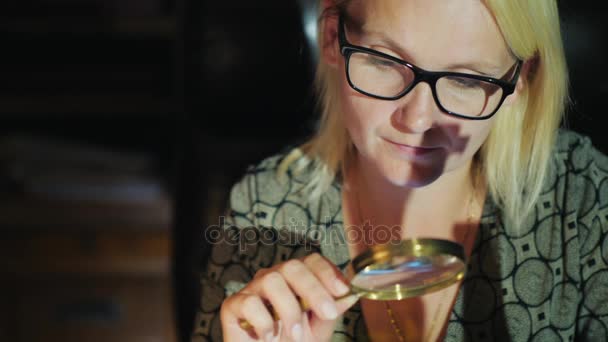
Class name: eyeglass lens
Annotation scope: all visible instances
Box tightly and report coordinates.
[348,52,505,118]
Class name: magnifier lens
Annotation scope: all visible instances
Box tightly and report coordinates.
[350,239,466,300]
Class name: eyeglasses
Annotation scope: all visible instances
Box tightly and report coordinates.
[338,14,523,120]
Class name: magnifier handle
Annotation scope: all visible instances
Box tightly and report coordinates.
[238,291,360,330]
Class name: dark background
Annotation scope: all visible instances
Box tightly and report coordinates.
[0,1,605,341]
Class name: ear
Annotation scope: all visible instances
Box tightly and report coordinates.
[503,57,535,105]
[320,12,341,68]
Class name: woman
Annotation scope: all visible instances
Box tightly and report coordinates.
[192,0,608,341]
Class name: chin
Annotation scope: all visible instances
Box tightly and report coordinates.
[378,162,444,189]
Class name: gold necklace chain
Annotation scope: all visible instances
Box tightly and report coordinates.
[385,304,406,342]
[353,184,478,342]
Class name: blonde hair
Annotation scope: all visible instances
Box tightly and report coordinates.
[279,0,569,229]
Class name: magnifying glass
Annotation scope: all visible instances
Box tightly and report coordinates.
[239,238,466,329]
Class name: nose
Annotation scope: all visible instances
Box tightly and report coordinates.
[391,83,436,133]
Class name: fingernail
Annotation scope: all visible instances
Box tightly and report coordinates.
[336,294,359,310]
[265,332,274,342]
[334,279,350,295]
[291,323,302,340]
[340,294,359,308]
[322,301,338,319]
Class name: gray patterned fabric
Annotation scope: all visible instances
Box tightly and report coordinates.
[191,130,608,341]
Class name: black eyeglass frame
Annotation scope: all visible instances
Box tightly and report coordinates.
[338,14,523,120]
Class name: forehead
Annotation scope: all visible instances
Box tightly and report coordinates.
[347,0,514,71]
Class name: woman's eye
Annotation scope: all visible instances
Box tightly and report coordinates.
[450,77,481,88]
[367,56,396,68]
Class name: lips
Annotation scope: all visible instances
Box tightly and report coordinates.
[383,138,440,157]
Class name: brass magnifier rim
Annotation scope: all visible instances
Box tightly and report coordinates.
[350,238,467,300]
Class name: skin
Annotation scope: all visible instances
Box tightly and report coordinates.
[336,0,517,188]
[221,253,359,341]
[323,0,526,232]
[220,1,528,341]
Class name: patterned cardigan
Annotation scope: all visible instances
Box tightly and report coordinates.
[191,130,608,341]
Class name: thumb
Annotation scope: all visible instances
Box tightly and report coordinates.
[335,294,360,314]
[305,294,360,341]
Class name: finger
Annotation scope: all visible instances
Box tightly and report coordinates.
[277,258,338,321]
[306,294,360,341]
[259,271,305,341]
[253,267,272,280]
[335,294,360,314]
[221,293,276,341]
[302,253,351,297]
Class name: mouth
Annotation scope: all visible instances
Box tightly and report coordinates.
[382,138,441,157]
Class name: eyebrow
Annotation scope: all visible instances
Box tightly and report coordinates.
[347,19,508,77]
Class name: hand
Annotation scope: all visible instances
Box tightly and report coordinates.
[220,252,359,341]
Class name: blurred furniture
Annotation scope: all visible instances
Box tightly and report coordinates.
[0,136,177,342]
[0,1,180,340]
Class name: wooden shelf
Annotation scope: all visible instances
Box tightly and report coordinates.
[12,277,176,342]
[0,195,173,229]
[1,230,172,277]
[0,196,177,341]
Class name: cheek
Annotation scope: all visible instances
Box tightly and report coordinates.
[341,87,393,148]
[343,101,371,140]
[465,120,493,152]
[343,101,385,154]
[445,119,494,166]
